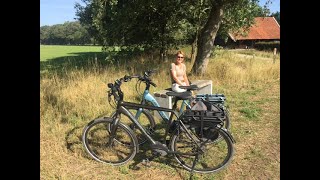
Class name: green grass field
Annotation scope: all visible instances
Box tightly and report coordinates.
[40,45,280,180]
[40,45,103,61]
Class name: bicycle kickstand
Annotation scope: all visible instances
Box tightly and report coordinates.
[189,154,200,180]
[142,151,161,167]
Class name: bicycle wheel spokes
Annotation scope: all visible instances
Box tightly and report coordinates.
[171,128,234,173]
[130,109,155,144]
[83,119,137,165]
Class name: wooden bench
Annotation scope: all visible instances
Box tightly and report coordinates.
[153,80,212,119]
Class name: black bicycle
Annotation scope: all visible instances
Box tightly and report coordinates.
[82,74,235,173]
[108,70,231,145]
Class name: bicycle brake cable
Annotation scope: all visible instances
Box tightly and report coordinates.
[136,79,143,97]
[107,90,116,109]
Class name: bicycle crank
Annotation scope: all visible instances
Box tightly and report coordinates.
[150,141,169,156]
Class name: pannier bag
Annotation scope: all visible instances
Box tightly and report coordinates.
[179,100,225,141]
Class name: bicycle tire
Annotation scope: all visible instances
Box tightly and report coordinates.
[82,117,138,166]
[110,108,156,145]
[170,126,234,173]
[223,108,231,130]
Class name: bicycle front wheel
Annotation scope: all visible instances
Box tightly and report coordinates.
[170,126,234,173]
[82,117,138,166]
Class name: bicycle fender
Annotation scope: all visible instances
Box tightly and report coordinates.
[219,128,236,143]
[87,117,110,126]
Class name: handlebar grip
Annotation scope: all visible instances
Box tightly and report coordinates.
[123,75,131,82]
[112,86,120,101]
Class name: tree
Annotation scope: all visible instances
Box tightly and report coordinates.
[75,0,191,58]
[271,11,280,25]
[75,0,269,74]
[75,0,103,45]
[40,25,50,44]
[40,21,91,45]
[191,0,270,74]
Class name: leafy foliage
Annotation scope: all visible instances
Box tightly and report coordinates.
[218,0,270,41]
[270,11,280,25]
[74,0,272,74]
[75,0,268,50]
[40,21,91,45]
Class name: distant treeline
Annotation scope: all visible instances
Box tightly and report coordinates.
[40,21,94,45]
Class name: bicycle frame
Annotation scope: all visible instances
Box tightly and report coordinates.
[109,74,232,148]
[136,83,191,122]
[113,99,201,148]
[120,102,215,157]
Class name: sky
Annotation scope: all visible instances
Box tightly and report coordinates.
[40,0,280,27]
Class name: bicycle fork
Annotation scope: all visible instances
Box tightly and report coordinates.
[107,116,121,147]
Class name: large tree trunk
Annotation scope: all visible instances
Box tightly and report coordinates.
[190,34,198,65]
[191,3,224,75]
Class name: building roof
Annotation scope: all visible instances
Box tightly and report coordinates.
[228,17,280,41]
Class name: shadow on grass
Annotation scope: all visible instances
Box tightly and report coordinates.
[64,119,188,179]
[40,50,191,77]
[65,125,86,155]
[41,51,114,73]
[127,122,189,179]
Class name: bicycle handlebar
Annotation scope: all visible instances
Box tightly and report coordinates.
[107,70,157,102]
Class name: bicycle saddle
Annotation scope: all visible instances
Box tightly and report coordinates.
[166,91,192,100]
[179,84,198,91]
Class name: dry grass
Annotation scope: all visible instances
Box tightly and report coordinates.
[40,49,280,179]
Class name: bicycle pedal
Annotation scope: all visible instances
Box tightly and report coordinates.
[142,159,151,167]
[165,140,170,146]
[150,142,169,156]
[129,123,136,129]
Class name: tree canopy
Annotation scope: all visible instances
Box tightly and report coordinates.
[271,11,280,25]
[74,0,271,74]
[40,21,91,45]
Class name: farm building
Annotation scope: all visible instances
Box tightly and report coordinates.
[216,17,280,49]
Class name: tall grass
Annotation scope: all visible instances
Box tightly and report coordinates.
[40,48,280,179]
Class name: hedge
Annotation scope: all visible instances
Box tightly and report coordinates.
[254,41,280,52]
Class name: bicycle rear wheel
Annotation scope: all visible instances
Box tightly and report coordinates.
[82,117,138,166]
[170,126,234,173]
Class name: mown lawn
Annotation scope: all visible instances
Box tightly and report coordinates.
[40,45,103,61]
